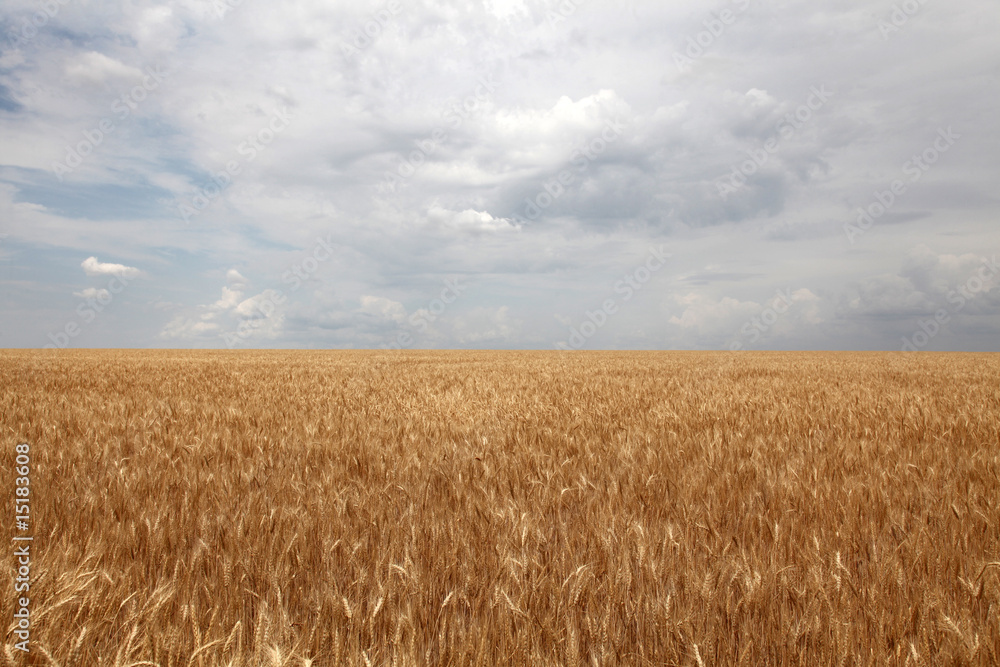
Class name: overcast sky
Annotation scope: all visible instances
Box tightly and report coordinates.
[1,0,998,351]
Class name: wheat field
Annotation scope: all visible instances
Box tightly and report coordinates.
[1,350,999,665]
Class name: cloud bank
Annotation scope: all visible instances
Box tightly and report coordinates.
[1,0,998,350]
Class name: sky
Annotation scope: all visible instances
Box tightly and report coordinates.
[1,0,998,351]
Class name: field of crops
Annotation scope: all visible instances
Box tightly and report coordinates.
[2,350,999,665]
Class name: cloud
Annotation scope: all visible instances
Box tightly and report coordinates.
[233,290,286,339]
[358,296,407,325]
[127,6,184,53]
[449,306,521,344]
[667,287,829,349]
[64,52,144,85]
[493,89,631,144]
[160,317,221,340]
[81,257,142,279]
[0,84,22,113]
[845,274,933,318]
[844,247,1000,319]
[226,269,249,288]
[158,273,286,344]
[72,287,110,300]
[214,286,244,310]
[669,293,760,334]
[1,1,998,350]
[426,206,520,233]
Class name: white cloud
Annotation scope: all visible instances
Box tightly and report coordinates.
[427,207,520,233]
[127,6,183,53]
[232,291,286,339]
[214,286,243,310]
[64,52,143,85]
[667,287,831,349]
[157,277,286,343]
[491,89,632,166]
[450,306,520,344]
[81,257,142,279]
[358,296,407,324]
[72,287,110,300]
[160,317,221,340]
[669,293,759,334]
[226,269,249,288]
[790,288,823,324]
[235,290,283,318]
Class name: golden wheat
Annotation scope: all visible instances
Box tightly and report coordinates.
[1,350,999,665]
